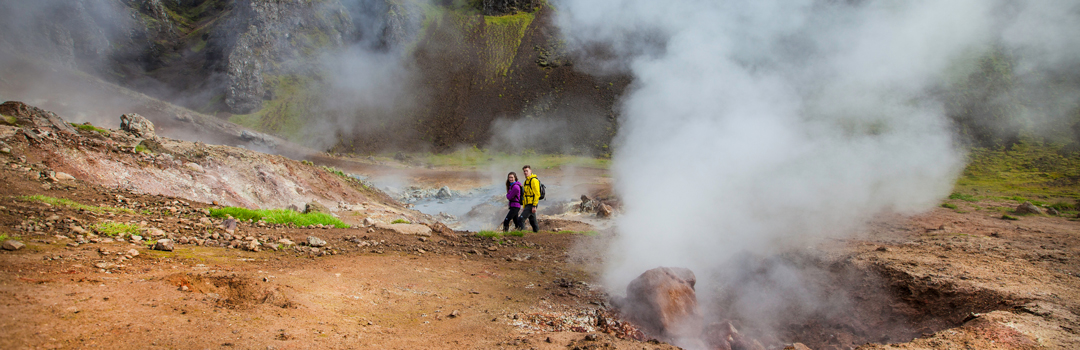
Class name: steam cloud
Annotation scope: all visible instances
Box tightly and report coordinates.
[552,0,1080,328]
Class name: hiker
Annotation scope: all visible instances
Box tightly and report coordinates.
[502,172,524,231]
[518,165,540,232]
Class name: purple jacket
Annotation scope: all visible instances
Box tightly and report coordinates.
[507,181,523,208]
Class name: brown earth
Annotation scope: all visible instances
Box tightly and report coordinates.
[1,106,1079,349]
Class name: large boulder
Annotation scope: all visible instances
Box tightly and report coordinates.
[1015,202,1044,215]
[0,101,78,135]
[621,267,703,341]
[120,113,156,138]
[304,201,330,214]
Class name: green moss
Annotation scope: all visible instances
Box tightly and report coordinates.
[135,144,150,154]
[19,195,133,214]
[190,38,207,53]
[955,139,1080,199]
[1001,214,1020,221]
[391,219,411,224]
[477,230,524,237]
[229,74,323,144]
[1,115,16,126]
[482,11,535,76]
[209,207,349,228]
[92,222,141,237]
[941,203,958,209]
[71,122,110,136]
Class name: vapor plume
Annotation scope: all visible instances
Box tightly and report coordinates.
[552,0,1080,339]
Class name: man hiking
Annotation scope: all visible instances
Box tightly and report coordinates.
[519,165,540,232]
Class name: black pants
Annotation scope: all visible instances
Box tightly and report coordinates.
[518,204,538,232]
[502,207,522,231]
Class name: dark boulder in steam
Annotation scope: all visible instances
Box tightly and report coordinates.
[622,267,703,341]
[120,113,156,139]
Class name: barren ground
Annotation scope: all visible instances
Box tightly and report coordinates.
[1,113,1079,350]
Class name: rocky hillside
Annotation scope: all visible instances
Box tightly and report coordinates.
[0,0,625,154]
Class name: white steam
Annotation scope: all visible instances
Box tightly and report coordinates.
[553,0,1077,293]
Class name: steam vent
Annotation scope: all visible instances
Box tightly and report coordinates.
[623,267,704,341]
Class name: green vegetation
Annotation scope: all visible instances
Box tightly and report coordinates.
[92,222,141,237]
[482,11,536,76]
[0,233,11,242]
[391,219,411,224]
[954,140,1079,202]
[413,147,609,169]
[940,203,958,209]
[135,144,150,153]
[321,165,348,178]
[948,193,978,202]
[230,74,323,144]
[208,207,349,228]
[19,195,133,214]
[1,115,16,126]
[477,230,525,238]
[1001,214,1020,221]
[71,122,110,136]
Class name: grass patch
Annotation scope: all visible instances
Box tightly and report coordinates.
[1001,214,1020,221]
[135,144,150,154]
[71,122,110,136]
[412,147,609,170]
[229,74,324,145]
[92,222,141,237]
[391,219,411,224]
[19,195,133,214]
[477,230,525,238]
[941,203,958,209]
[208,207,349,228]
[948,193,978,202]
[0,233,11,242]
[1,115,16,126]
[956,140,1080,198]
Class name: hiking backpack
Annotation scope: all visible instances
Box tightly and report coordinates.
[525,177,546,201]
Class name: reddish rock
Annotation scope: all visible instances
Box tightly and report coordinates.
[622,267,703,340]
[428,222,455,237]
[597,203,613,218]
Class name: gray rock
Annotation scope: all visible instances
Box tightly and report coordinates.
[1016,202,1044,215]
[222,218,238,233]
[1047,207,1060,216]
[153,239,175,251]
[278,238,295,246]
[362,217,376,227]
[436,186,452,199]
[304,202,330,214]
[0,101,78,135]
[2,240,25,251]
[120,113,156,138]
[307,236,327,247]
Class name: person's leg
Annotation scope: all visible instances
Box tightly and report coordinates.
[522,204,539,232]
[513,210,524,230]
[518,204,532,231]
[503,207,519,231]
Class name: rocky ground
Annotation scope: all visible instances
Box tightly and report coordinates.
[0,102,1078,349]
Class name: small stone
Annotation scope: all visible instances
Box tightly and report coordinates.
[2,240,26,251]
[597,203,614,218]
[1047,207,1060,216]
[153,239,174,251]
[184,162,204,173]
[448,310,460,318]
[487,245,498,251]
[70,225,88,235]
[127,249,139,257]
[222,218,237,234]
[436,186,452,199]
[307,236,327,247]
[278,238,295,246]
[54,172,75,181]
[147,228,166,238]
[0,147,9,154]
[130,235,143,242]
[362,217,376,227]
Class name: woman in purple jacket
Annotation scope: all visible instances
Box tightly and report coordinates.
[503,172,524,232]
